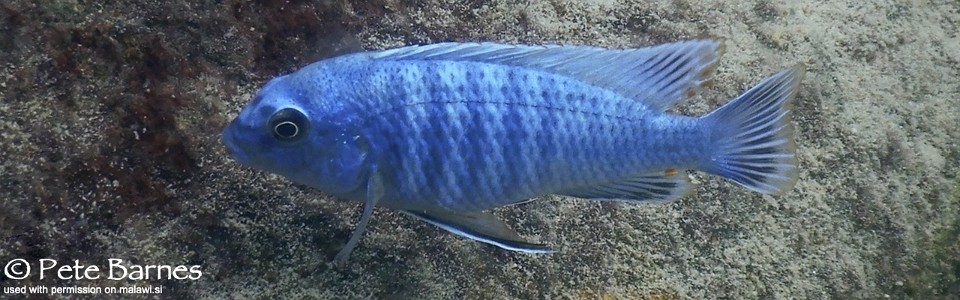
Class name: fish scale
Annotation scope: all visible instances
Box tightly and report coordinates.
[222,40,802,260]
[361,61,671,212]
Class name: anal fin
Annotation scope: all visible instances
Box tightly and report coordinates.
[559,169,693,203]
[401,210,554,254]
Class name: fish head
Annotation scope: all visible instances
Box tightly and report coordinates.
[222,72,369,196]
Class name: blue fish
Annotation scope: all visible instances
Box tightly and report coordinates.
[222,40,803,263]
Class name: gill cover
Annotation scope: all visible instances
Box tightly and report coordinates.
[324,132,371,195]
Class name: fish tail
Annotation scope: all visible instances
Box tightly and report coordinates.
[700,65,804,194]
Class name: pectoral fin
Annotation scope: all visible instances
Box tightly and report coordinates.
[402,210,554,254]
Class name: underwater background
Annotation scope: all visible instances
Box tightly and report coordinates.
[0,0,957,299]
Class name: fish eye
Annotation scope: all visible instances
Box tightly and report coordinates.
[268,108,309,142]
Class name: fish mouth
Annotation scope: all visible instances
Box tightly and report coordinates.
[221,123,251,164]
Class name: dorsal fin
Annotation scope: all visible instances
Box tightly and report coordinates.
[369,40,724,111]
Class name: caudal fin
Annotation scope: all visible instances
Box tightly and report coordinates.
[701,65,804,194]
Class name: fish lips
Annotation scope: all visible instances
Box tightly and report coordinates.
[221,119,253,165]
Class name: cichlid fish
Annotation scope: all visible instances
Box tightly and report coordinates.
[222,40,803,263]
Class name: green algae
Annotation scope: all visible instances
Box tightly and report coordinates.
[891,181,960,299]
